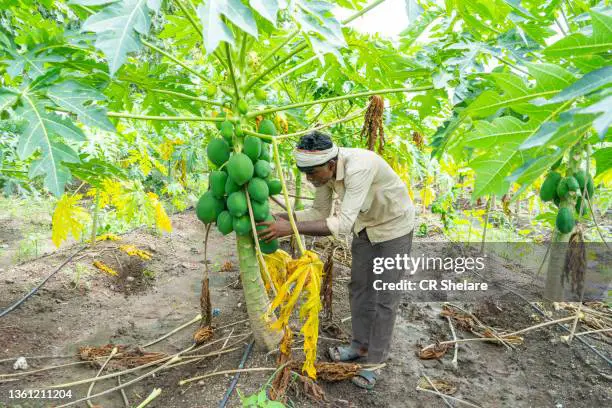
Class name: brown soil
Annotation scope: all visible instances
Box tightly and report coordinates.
[0,210,610,408]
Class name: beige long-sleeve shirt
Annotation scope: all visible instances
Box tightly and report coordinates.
[294,147,415,243]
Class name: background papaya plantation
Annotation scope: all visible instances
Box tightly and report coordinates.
[0,0,610,407]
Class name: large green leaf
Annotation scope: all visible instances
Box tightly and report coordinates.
[249,0,280,26]
[578,94,612,139]
[197,0,258,54]
[81,0,161,75]
[16,98,85,159]
[463,63,575,120]
[469,133,528,198]
[29,143,80,197]
[47,80,116,132]
[508,147,566,187]
[543,10,612,57]
[464,116,538,149]
[549,66,612,103]
[292,0,346,62]
[463,116,537,198]
[0,88,19,112]
[4,49,65,79]
[15,97,84,195]
[592,147,612,177]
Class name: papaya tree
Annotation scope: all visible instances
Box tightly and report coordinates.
[414,0,611,297]
[0,0,433,357]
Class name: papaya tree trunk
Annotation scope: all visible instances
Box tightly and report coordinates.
[544,226,572,299]
[544,144,582,299]
[236,234,282,350]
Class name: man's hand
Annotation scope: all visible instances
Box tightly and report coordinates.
[256,218,292,242]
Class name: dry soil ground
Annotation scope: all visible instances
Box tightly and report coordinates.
[0,209,610,408]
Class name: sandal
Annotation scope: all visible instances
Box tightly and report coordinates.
[327,345,367,362]
[351,369,377,390]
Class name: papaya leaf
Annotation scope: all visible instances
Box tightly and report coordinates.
[543,10,612,57]
[465,117,537,198]
[51,193,91,247]
[15,97,85,196]
[47,80,116,132]
[464,116,537,150]
[4,49,65,79]
[292,0,346,62]
[224,0,258,38]
[577,94,612,139]
[463,63,575,120]
[592,147,612,177]
[29,143,80,197]
[81,0,161,75]
[197,0,235,54]
[548,66,612,103]
[0,88,19,112]
[250,0,280,26]
[506,147,566,199]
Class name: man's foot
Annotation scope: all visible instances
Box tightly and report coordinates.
[327,345,367,362]
[351,369,377,390]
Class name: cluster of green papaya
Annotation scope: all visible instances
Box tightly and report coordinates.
[196,116,282,254]
[539,168,594,234]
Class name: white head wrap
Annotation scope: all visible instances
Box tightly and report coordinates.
[293,144,339,168]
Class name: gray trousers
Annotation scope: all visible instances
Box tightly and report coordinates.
[349,228,413,363]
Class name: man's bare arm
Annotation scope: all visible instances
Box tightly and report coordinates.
[273,214,330,236]
[296,220,331,236]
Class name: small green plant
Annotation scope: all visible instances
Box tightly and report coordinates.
[237,388,286,408]
[13,231,44,262]
[416,223,428,237]
[71,263,91,290]
[237,365,291,408]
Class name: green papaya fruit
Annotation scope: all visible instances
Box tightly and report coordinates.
[556,177,572,198]
[251,199,269,222]
[227,191,248,217]
[540,172,561,202]
[206,138,230,167]
[267,179,282,195]
[227,153,254,185]
[233,215,252,236]
[237,99,248,115]
[215,111,226,130]
[196,191,224,224]
[220,120,234,144]
[575,197,588,216]
[209,171,227,199]
[556,207,575,234]
[216,210,233,235]
[260,146,271,161]
[248,177,269,203]
[586,175,594,198]
[225,177,241,195]
[243,136,262,161]
[254,160,271,178]
[254,88,267,101]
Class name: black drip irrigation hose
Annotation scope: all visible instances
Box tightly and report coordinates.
[219,339,255,408]
[0,246,86,318]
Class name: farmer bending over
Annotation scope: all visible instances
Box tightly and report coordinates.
[257,130,415,390]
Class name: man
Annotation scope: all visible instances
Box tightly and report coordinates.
[257,130,415,390]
